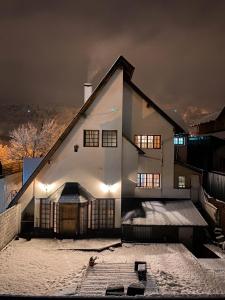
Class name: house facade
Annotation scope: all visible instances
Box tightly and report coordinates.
[9,56,207,242]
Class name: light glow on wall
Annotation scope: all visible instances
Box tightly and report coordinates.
[100,182,120,193]
[38,182,55,196]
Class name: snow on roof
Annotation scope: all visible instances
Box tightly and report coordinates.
[122,200,207,226]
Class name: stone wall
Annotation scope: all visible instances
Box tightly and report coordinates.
[0,204,21,251]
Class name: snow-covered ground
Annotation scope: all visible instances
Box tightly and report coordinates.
[0,238,225,296]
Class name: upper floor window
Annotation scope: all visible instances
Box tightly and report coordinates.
[174,136,185,145]
[137,173,160,188]
[178,176,186,188]
[84,130,99,147]
[102,130,117,147]
[134,135,161,149]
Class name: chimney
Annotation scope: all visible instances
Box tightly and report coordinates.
[84,83,92,103]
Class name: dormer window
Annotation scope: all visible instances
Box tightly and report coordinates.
[134,135,161,149]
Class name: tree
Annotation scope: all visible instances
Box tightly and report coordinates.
[8,119,63,161]
[0,144,12,165]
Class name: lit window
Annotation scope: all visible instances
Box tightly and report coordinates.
[137,173,160,188]
[174,136,185,145]
[102,130,117,147]
[178,176,186,188]
[84,130,99,147]
[134,135,161,149]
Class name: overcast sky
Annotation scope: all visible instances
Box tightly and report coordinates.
[0,0,225,122]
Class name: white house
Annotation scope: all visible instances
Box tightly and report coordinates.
[9,56,207,244]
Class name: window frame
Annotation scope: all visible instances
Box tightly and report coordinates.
[136,173,161,189]
[134,135,161,149]
[83,129,100,147]
[102,130,118,148]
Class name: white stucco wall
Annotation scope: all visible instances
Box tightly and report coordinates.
[122,137,139,197]
[123,82,189,199]
[32,69,124,228]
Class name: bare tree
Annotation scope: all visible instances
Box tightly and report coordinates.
[9,119,63,161]
[0,144,12,165]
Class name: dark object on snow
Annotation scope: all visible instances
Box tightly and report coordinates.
[138,263,147,281]
[89,256,97,267]
[134,261,147,281]
[134,261,146,271]
[127,282,145,296]
[105,284,125,296]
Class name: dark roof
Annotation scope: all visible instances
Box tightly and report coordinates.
[47,182,95,204]
[175,160,204,173]
[8,55,185,209]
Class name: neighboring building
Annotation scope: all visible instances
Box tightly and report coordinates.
[186,135,225,172]
[191,106,225,139]
[186,107,225,173]
[8,56,207,244]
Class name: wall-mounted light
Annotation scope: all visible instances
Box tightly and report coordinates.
[74,145,79,152]
[100,182,119,193]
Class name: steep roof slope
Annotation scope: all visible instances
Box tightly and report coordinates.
[9,56,185,208]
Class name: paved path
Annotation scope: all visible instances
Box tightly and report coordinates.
[77,263,159,296]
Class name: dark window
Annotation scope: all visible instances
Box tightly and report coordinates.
[84,130,99,147]
[91,199,115,229]
[102,130,117,147]
[137,173,160,188]
[134,135,161,149]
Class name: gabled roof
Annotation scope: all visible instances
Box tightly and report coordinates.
[9,56,186,208]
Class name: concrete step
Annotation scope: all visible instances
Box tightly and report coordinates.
[77,263,159,296]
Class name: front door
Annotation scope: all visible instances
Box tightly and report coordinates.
[59,203,79,237]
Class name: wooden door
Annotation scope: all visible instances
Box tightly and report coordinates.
[59,204,79,237]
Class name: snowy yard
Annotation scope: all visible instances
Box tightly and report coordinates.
[0,238,225,296]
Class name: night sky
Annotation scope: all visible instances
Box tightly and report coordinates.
[0,0,225,122]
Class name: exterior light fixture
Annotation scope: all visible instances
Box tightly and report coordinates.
[74,145,79,152]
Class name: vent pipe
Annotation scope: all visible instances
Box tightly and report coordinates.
[84,83,92,103]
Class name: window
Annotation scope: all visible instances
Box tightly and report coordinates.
[178,176,186,188]
[137,173,160,188]
[40,199,51,229]
[134,135,161,149]
[90,199,115,229]
[174,136,185,145]
[102,130,117,147]
[84,130,99,147]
